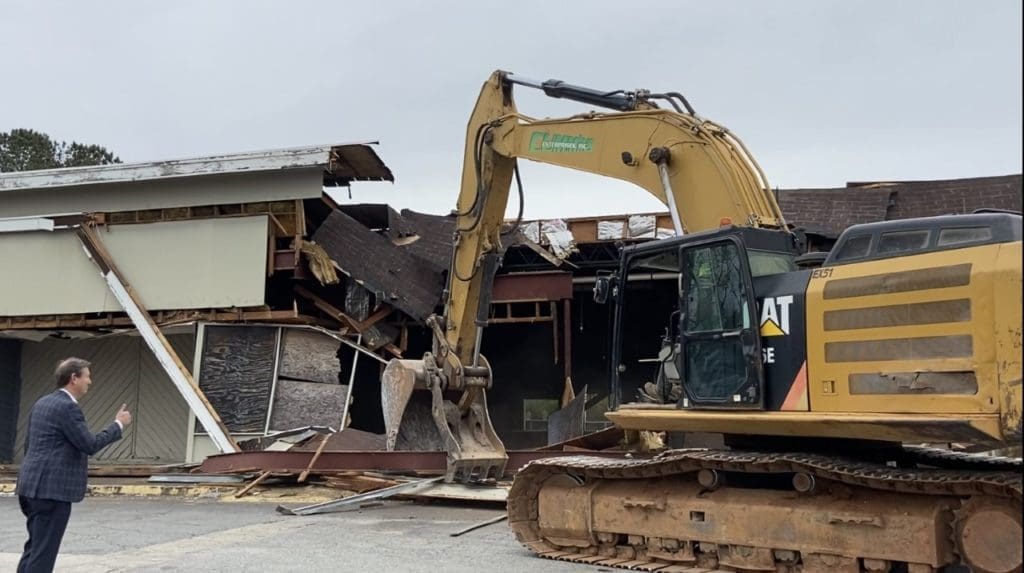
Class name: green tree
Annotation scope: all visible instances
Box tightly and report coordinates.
[0,128,121,172]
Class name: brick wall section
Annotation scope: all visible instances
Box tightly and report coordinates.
[312,210,444,321]
[863,174,1022,220]
[777,187,893,236]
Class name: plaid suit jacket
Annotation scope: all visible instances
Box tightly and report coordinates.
[16,390,122,503]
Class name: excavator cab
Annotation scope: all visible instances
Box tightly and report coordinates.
[676,236,764,408]
[609,226,798,412]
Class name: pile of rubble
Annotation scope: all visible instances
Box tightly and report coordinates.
[156,425,633,515]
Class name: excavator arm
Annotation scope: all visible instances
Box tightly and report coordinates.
[381,70,788,482]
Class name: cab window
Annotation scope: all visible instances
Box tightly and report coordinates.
[878,229,930,254]
[834,234,872,261]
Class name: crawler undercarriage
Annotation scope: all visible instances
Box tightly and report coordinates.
[508,447,1022,573]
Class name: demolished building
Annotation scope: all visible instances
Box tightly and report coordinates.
[1,155,1020,465]
[314,173,1024,451]
[0,144,403,464]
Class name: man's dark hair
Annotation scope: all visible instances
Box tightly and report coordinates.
[55,357,90,388]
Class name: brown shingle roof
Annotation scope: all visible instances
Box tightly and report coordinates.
[312,210,444,321]
[779,174,1021,236]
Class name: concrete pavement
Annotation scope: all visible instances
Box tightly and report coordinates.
[1,496,599,572]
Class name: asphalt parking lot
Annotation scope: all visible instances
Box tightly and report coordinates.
[0,496,597,572]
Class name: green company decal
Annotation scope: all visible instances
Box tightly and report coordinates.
[529,131,594,153]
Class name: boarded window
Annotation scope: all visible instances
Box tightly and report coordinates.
[196,326,278,433]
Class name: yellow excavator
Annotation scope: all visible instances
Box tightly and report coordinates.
[381,71,1022,573]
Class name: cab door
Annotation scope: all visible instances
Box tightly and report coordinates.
[677,237,765,408]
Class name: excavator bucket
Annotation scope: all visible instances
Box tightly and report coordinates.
[381,359,507,483]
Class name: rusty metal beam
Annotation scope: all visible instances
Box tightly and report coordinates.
[492,271,573,303]
[563,298,573,380]
[274,249,299,270]
[197,449,634,475]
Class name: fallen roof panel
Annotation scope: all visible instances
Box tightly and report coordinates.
[312,209,444,321]
[0,143,394,193]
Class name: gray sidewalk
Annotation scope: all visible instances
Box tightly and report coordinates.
[0,497,593,572]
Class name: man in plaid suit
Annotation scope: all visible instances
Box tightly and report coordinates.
[16,357,133,573]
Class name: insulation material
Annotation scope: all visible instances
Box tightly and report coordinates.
[627,215,657,238]
[278,329,341,384]
[540,219,569,242]
[597,220,626,240]
[540,219,578,259]
[519,221,541,243]
[545,230,578,259]
[269,379,348,431]
[656,227,676,238]
[299,240,340,286]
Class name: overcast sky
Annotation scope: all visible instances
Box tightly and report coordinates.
[2,1,1021,219]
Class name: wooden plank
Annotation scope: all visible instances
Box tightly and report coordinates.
[449,513,507,537]
[266,227,275,277]
[323,473,401,493]
[295,199,307,237]
[355,304,393,331]
[234,470,273,498]
[267,213,289,237]
[293,285,361,331]
[0,309,311,330]
[297,434,331,483]
[486,316,554,324]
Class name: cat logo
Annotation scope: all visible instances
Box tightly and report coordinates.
[760,295,793,337]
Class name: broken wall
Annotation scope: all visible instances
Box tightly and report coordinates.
[189,324,362,461]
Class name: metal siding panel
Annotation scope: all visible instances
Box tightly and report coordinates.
[134,333,193,462]
[16,337,138,461]
[0,216,269,315]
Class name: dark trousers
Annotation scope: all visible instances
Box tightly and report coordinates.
[17,496,72,573]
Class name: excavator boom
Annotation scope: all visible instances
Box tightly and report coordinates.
[380,70,789,482]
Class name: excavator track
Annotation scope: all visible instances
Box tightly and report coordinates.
[508,448,1022,572]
